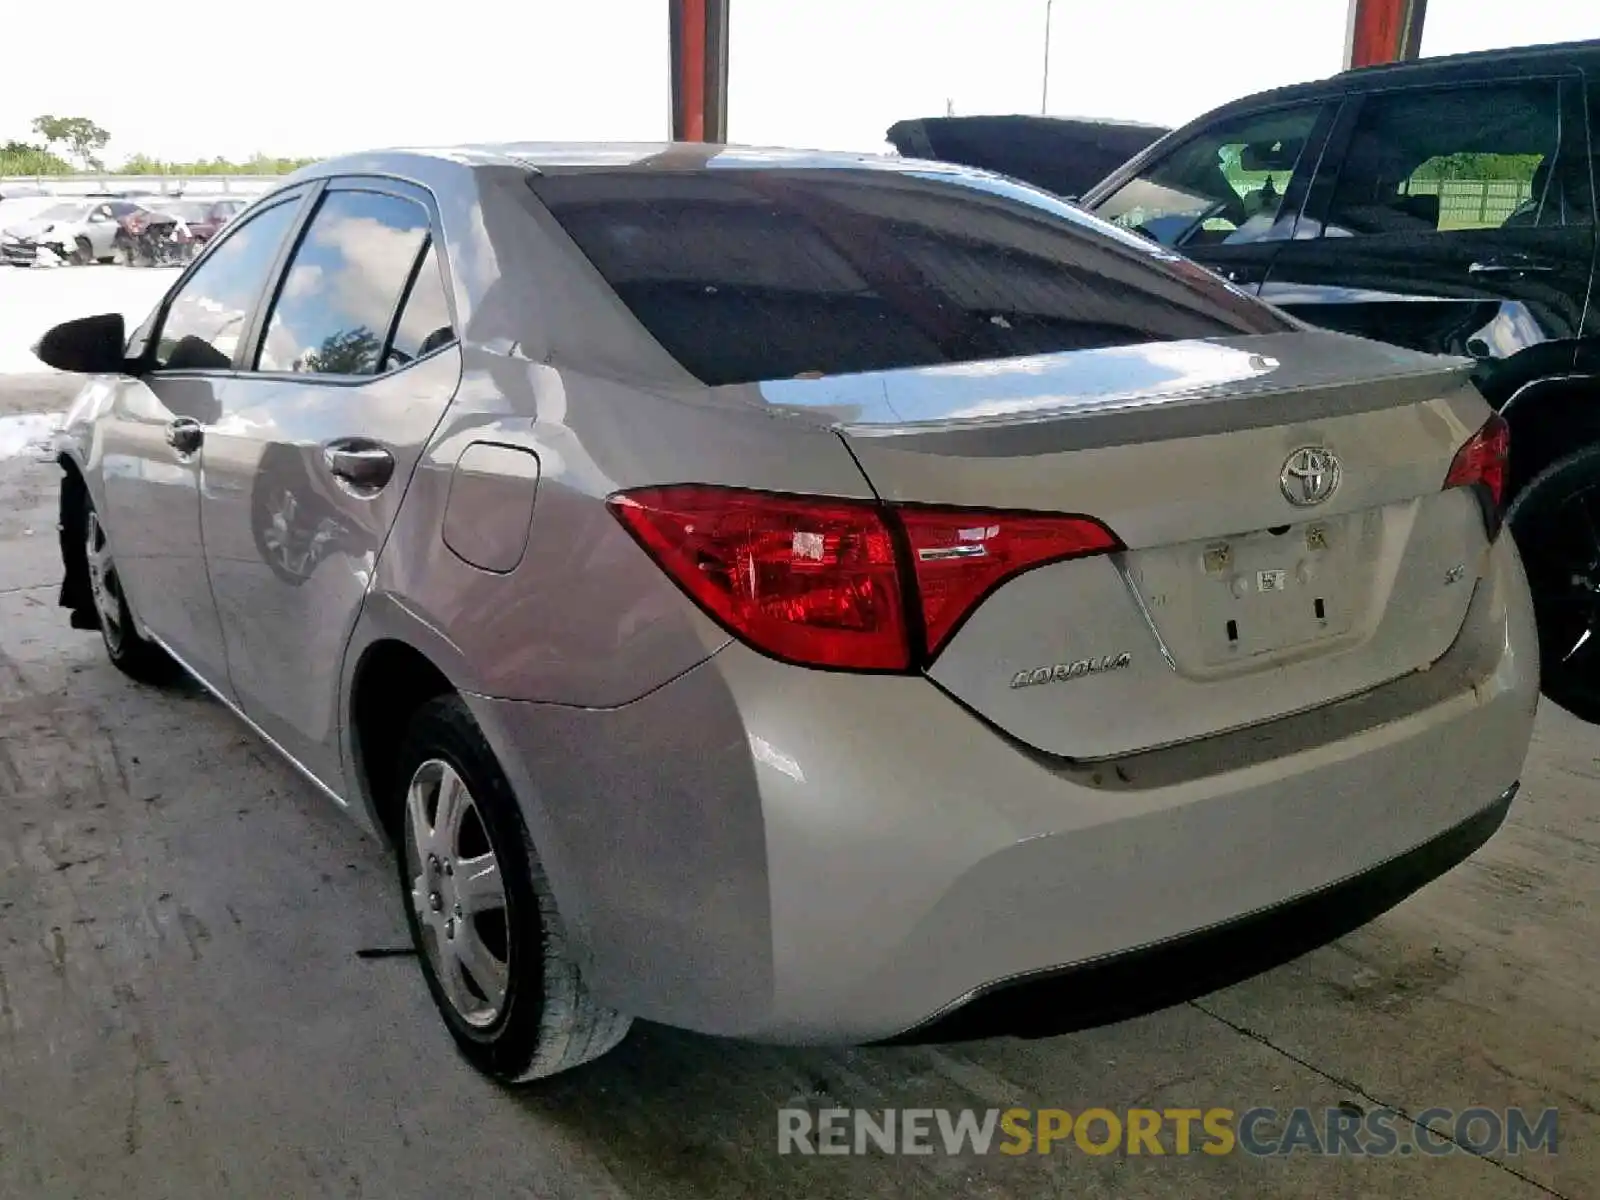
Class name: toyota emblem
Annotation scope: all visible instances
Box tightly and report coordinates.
[1280,447,1341,507]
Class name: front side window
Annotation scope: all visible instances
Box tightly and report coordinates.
[255,190,430,376]
[1092,106,1324,248]
[532,166,1293,387]
[1324,82,1579,236]
[152,199,301,371]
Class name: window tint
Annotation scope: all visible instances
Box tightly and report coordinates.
[1325,83,1581,236]
[384,240,455,369]
[1092,106,1323,247]
[531,168,1292,387]
[152,199,300,371]
[256,190,430,376]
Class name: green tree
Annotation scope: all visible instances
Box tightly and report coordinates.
[301,327,381,376]
[30,115,111,170]
[113,151,318,176]
[0,139,72,174]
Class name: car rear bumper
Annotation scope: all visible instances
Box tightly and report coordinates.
[468,532,1538,1044]
[879,780,1516,1043]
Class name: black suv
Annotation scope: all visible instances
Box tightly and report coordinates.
[1074,40,1600,718]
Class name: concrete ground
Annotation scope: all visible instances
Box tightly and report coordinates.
[0,269,1596,1198]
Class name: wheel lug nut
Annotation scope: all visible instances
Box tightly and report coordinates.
[445,918,456,939]
[428,892,442,912]
[428,854,440,873]
[444,862,453,877]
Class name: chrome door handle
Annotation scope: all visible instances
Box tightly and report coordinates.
[1468,259,1556,275]
[322,440,394,491]
[165,417,203,454]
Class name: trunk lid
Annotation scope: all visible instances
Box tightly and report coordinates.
[758,330,1495,760]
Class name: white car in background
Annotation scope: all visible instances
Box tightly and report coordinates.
[0,192,59,231]
[1,198,145,266]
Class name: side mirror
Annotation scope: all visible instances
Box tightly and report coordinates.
[32,313,129,375]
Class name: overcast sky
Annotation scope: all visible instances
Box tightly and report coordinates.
[0,0,1594,165]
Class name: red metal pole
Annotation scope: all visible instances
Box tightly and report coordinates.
[669,0,727,142]
[1344,0,1427,69]
[680,0,707,141]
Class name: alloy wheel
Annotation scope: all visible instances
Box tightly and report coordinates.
[84,511,124,652]
[404,758,511,1028]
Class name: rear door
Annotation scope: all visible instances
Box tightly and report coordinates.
[197,178,460,787]
[1260,74,1594,391]
[1087,100,1336,293]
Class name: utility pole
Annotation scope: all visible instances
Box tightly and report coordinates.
[1041,0,1054,115]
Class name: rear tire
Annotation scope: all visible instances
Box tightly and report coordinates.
[1507,443,1600,722]
[81,499,180,685]
[71,236,93,266]
[394,695,631,1083]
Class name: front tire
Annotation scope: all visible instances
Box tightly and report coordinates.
[1507,443,1600,722]
[394,695,631,1083]
[82,503,180,685]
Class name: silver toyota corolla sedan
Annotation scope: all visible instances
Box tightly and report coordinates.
[36,144,1537,1083]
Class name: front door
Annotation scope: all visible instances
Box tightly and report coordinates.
[96,196,305,690]
[1259,75,1595,403]
[197,181,459,788]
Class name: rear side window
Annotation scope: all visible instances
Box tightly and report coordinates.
[255,189,430,376]
[1325,82,1579,235]
[383,240,455,370]
[530,168,1294,387]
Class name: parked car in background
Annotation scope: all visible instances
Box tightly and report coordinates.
[38,144,1536,1085]
[0,192,61,233]
[162,196,245,245]
[113,198,242,266]
[1074,39,1600,720]
[1,198,147,265]
[885,114,1169,201]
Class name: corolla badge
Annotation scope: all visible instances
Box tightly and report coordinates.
[1280,446,1341,507]
[1011,652,1132,689]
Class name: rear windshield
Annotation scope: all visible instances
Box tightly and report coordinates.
[529,167,1294,387]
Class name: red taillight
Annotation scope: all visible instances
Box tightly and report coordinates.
[897,505,1120,656]
[1444,414,1510,524]
[608,487,910,670]
[608,485,1120,671]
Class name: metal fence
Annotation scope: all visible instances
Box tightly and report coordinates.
[1405,178,1535,230]
[0,173,279,197]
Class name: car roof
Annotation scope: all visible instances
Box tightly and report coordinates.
[1197,37,1600,121]
[291,141,996,185]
